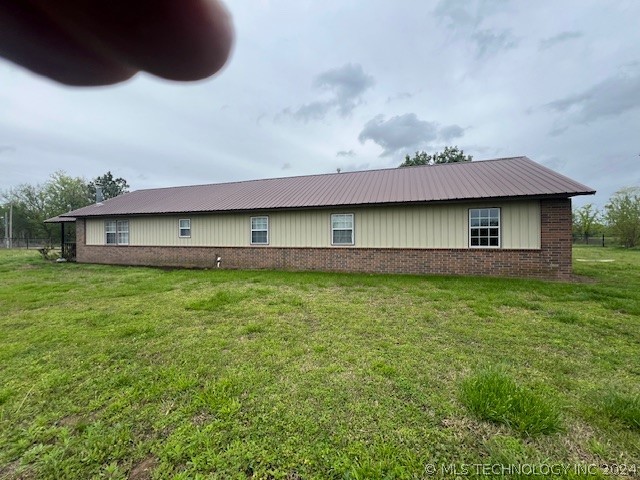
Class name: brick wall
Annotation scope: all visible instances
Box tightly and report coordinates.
[75,198,573,279]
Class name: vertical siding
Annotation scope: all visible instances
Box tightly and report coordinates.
[501,201,540,249]
[86,219,104,245]
[270,210,328,247]
[83,200,540,249]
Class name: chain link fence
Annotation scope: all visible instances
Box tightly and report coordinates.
[572,234,620,247]
[0,237,57,249]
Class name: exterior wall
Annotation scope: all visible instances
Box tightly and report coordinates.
[84,201,540,249]
[76,199,572,279]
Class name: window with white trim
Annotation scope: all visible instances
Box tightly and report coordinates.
[331,213,354,245]
[179,219,191,238]
[105,220,116,245]
[469,208,500,248]
[105,220,129,245]
[251,216,269,244]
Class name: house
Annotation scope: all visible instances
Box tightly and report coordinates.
[52,157,595,279]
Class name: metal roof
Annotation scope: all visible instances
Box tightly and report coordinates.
[44,215,77,223]
[61,157,595,218]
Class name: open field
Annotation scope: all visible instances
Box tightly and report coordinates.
[1,246,639,479]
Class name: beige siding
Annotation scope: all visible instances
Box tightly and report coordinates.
[501,202,540,249]
[84,201,540,249]
[85,219,105,245]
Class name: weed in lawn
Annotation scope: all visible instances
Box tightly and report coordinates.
[599,391,640,431]
[186,289,252,310]
[547,309,583,325]
[460,366,563,436]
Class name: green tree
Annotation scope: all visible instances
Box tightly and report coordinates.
[1,171,92,242]
[88,171,129,201]
[572,203,601,239]
[605,187,640,247]
[400,146,472,167]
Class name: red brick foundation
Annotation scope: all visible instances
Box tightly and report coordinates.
[75,199,573,279]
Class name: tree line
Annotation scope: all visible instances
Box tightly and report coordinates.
[573,188,640,247]
[0,171,129,243]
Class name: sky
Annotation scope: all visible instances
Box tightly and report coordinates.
[1,0,639,208]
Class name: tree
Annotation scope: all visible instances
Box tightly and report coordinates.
[572,203,601,239]
[1,171,92,242]
[399,146,472,167]
[605,187,640,247]
[88,171,130,201]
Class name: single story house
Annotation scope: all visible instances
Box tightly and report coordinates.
[50,157,595,279]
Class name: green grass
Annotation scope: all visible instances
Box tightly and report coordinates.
[599,392,640,431]
[460,366,562,436]
[0,245,639,478]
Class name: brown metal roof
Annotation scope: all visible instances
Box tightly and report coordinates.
[61,157,595,218]
[44,215,77,223]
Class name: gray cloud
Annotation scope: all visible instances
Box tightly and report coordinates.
[435,0,516,58]
[0,145,16,154]
[283,63,374,122]
[546,71,640,125]
[548,125,569,137]
[358,114,466,156]
[439,124,466,141]
[358,114,439,156]
[472,29,518,59]
[539,31,583,50]
[336,150,356,157]
[434,0,509,28]
[386,92,414,103]
[314,63,375,116]
[290,102,332,122]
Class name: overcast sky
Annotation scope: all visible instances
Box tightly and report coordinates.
[1,0,639,208]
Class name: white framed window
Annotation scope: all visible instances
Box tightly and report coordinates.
[179,219,191,238]
[251,216,269,245]
[331,213,354,245]
[469,208,500,248]
[105,220,117,245]
[105,220,129,245]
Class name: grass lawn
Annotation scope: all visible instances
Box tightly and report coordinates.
[0,246,639,479]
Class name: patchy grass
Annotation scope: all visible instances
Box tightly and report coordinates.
[0,245,639,478]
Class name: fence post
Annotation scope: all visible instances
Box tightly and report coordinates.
[602,234,605,247]
[26,238,29,249]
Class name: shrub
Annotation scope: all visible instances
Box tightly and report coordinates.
[460,367,562,436]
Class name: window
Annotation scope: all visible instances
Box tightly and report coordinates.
[179,219,191,238]
[469,208,500,247]
[331,213,354,245]
[105,220,129,245]
[105,220,116,245]
[251,216,269,244]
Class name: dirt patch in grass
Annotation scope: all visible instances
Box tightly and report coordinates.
[0,459,35,480]
[57,413,95,429]
[192,411,214,426]
[129,456,158,480]
[0,460,20,479]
